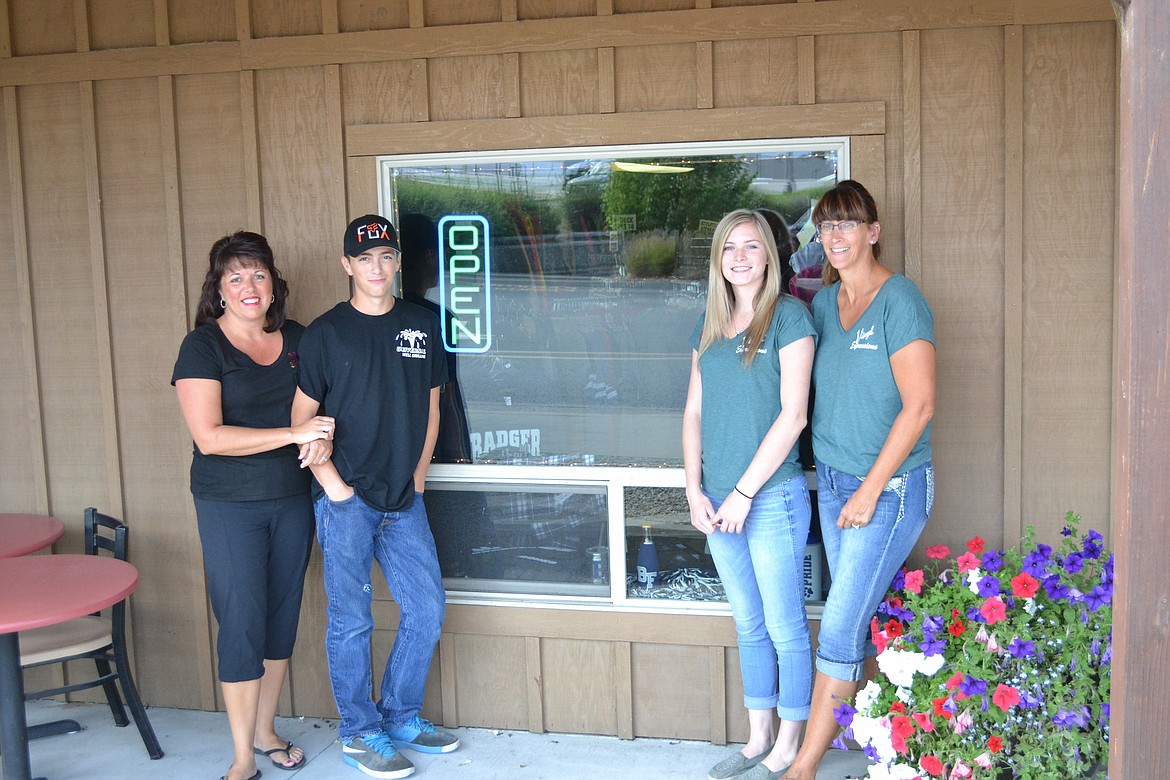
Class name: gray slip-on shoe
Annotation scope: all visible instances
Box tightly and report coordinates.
[737,762,792,780]
[708,749,769,780]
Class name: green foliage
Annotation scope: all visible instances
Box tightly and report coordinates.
[623,233,678,278]
[601,157,755,234]
[396,178,560,240]
[758,183,834,228]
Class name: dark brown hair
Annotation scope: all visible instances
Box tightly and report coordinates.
[813,179,881,285]
[194,231,289,331]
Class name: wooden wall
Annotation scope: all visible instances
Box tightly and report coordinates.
[0,0,1117,742]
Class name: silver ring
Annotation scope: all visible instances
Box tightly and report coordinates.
[852,522,861,528]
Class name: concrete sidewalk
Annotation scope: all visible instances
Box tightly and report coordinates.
[24,699,873,780]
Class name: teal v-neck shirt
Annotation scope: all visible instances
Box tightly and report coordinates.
[810,274,934,478]
[690,296,816,498]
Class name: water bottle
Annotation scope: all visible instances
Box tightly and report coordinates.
[636,524,659,590]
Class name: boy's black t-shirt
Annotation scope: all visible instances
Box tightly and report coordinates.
[297,299,446,513]
[171,320,311,501]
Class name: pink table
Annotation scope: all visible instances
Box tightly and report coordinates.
[0,555,138,780]
[0,514,65,558]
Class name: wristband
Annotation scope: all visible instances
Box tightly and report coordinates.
[734,486,755,500]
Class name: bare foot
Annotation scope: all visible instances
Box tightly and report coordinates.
[254,738,305,769]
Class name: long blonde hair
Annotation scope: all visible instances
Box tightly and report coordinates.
[697,209,783,366]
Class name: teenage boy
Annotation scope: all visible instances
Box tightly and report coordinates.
[292,214,458,779]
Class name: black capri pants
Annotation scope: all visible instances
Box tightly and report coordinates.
[194,493,315,683]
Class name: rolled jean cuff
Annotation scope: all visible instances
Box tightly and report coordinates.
[744,693,780,711]
[777,703,811,721]
[815,652,865,683]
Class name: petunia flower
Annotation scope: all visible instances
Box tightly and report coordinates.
[833,700,857,727]
[980,596,1007,625]
[927,544,951,559]
[987,735,1004,753]
[919,755,944,776]
[1007,638,1035,658]
[957,551,980,573]
[992,684,1021,711]
[912,711,935,732]
[1010,571,1040,598]
[977,575,1001,597]
[981,549,1004,572]
[904,569,924,595]
[967,536,985,554]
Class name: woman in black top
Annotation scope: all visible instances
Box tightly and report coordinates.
[172,232,334,780]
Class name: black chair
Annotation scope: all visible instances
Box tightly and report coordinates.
[18,507,164,759]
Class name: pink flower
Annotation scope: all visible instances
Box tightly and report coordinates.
[945,671,964,691]
[992,684,1021,711]
[912,711,935,732]
[980,596,1007,625]
[927,544,951,559]
[957,551,980,573]
[952,709,973,735]
[974,751,993,768]
[950,761,973,778]
[1011,571,1040,598]
[920,755,944,776]
[904,569,924,594]
[967,536,985,554]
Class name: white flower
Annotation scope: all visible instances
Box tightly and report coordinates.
[966,568,983,594]
[1024,597,1038,616]
[852,713,897,764]
[867,761,924,780]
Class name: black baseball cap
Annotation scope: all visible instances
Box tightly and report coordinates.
[343,214,400,257]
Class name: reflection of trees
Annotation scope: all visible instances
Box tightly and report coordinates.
[602,157,754,233]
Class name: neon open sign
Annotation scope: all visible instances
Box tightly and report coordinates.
[438,215,492,353]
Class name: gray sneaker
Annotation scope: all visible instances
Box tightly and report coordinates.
[386,715,461,754]
[342,733,416,779]
[708,749,768,780]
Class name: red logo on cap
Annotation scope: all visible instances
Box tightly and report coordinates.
[357,222,390,243]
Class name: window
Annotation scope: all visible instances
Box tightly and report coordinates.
[379,138,846,606]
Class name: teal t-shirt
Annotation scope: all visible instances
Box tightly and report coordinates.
[810,274,934,478]
[689,296,816,499]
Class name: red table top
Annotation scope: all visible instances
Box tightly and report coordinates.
[0,514,66,558]
[0,555,138,634]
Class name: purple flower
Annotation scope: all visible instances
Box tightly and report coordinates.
[977,575,1002,597]
[919,635,946,656]
[1019,689,1043,709]
[960,675,988,697]
[982,550,1004,572]
[922,615,945,635]
[966,605,986,624]
[1061,526,1074,537]
[1023,544,1053,576]
[1102,703,1111,721]
[889,569,906,591]
[1102,637,1113,664]
[1043,575,1070,600]
[1085,585,1111,611]
[1053,706,1090,729]
[863,744,881,762]
[1007,638,1035,658]
[1084,531,1104,560]
[886,602,915,623]
[833,700,857,727]
[1064,552,1086,574]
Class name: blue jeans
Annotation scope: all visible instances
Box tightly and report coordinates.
[706,476,813,720]
[815,459,934,682]
[315,491,446,741]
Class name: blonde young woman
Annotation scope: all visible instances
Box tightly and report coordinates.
[777,180,935,780]
[683,209,817,780]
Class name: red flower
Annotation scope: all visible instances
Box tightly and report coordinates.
[885,619,904,639]
[891,714,914,737]
[948,618,967,637]
[957,551,980,573]
[992,684,1021,711]
[904,569,924,595]
[891,733,909,755]
[967,536,985,554]
[951,608,961,619]
[926,544,951,559]
[890,702,907,715]
[912,711,935,732]
[980,596,1007,625]
[988,735,1004,754]
[1011,571,1040,598]
[932,697,954,720]
[920,755,945,776]
[871,618,889,654]
[945,672,964,690]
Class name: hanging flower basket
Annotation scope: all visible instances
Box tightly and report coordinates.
[833,513,1112,780]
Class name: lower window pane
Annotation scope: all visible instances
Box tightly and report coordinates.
[624,486,725,602]
[424,482,609,597]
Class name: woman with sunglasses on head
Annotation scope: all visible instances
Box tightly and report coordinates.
[683,209,816,780]
[172,231,335,780]
[777,180,936,780]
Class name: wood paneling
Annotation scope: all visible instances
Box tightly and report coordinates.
[90,0,156,50]
[449,634,529,728]
[920,26,1006,553]
[167,0,236,44]
[1020,21,1115,534]
[518,0,596,20]
[339,0,410,33]
[631,642,711,738]
[9,0,76,56]
[541,638,617,734]
[423,0,501,26]
[614,43,695,111]
[711,37,799,108]
[250,0,321,38]
[519,49,599,117]
[426,54,505,122]
[340,61,417,125]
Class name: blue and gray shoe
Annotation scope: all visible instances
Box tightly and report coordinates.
[342,733,416,778]
[385,715,461,754]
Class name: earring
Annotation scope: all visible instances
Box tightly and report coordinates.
[269,294,275,304]
[219,298,226,308]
